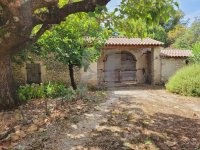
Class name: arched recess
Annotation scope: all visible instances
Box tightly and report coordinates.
[104,51,137,82]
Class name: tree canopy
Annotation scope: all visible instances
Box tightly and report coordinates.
[34,12,110,89]
[147,10,185,46]
[173,18,200,49]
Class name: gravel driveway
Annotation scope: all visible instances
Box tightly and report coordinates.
[16,85,200,150]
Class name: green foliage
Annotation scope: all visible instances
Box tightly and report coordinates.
[35,13,110,70]
[167,24,187,46]
[33,12,111,89]
[148,25,167,46]
[114,0,178,38]
[166,64,200,97]
[190,42,200,63]
[148,10,185,46]
[16,0,178,63]
[174,18,200,49]
[45,82,68,98]
[173,30,194,49]
[17,84,46,101]
[17,82,92,102]
[17,82,73,101]
[162,10,185,32]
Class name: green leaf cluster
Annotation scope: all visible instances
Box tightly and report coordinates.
[167,24,187,46]
[113,0,177,38]
[17,82,74,101]
[147,10,185,46]
[190,42,200,63]
[36,12,110,70]
[174,18,200,49]
[17,82,90,102]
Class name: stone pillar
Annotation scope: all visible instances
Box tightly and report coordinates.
[151,47,162,85]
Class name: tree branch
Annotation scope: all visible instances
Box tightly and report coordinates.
[28,24,51,46]
[33,0,110,25]
[9,24,51,54]
[31,0,58,12]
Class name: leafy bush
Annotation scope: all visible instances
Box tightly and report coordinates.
[166,64,200,97]
[45,82,68,98]
[190,42,200,63]
[17,84,45,101]
[17,82,74,101]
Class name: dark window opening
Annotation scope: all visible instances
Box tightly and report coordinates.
[26,63,42,84]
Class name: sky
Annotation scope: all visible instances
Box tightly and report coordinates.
[107,0,200,23]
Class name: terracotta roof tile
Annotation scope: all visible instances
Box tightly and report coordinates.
[160,49,192,58]
[105,37,164,46]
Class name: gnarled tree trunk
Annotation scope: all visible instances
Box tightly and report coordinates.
[0,54,17,110]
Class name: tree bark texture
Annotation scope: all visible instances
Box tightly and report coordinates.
[0,55,17,110]
[68,64,77,90]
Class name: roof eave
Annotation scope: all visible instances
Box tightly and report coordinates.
[160,56,189,58]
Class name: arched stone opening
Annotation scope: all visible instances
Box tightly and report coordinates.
[103,51,137,83]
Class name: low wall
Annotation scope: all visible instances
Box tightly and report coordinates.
[12,54,80,86]
[161,57,186,83]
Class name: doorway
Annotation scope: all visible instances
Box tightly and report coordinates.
[104,52,137,83]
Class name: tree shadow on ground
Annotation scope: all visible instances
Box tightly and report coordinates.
[84,97,200,150]
[141,113,200,150]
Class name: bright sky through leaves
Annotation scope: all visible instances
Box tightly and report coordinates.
[107,0,200,23]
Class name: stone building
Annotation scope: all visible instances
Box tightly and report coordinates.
[81,37,163,86]
[13,37,191,87]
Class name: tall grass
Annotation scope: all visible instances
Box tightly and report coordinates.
[166,64,200,97]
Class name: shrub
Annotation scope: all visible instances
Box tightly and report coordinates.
[17,82,73,101]
[45,82,68,98]
[166,64,200,97]
[190,42,200,63]
[17,84,46,101]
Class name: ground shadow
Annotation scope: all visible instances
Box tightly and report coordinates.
[84,98,200,150]
[141,113,200,150]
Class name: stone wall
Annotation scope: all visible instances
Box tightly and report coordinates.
[80,62,98,86]
[12,54,81,86]
[161,57,187,83]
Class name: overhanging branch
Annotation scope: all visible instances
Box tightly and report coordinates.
[31,0,58,12]
[33,0,110,25]
[30,24,51,44]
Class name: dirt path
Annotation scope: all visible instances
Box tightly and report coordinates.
[16,86,200,150]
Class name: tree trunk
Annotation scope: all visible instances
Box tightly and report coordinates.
[0,54,18,110]
[68,64,77,90]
